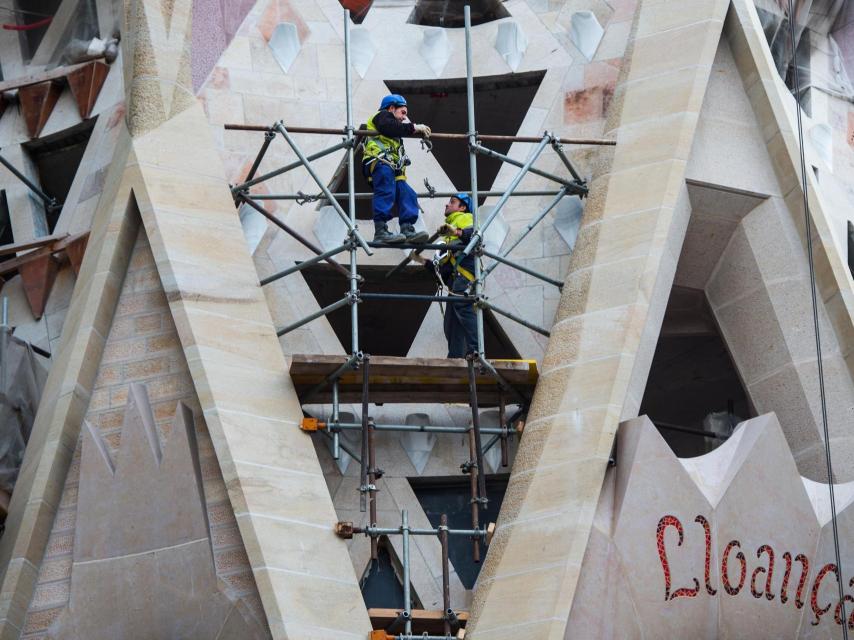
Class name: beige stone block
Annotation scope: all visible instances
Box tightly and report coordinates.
[235,513,356,583]
[763,130,801,196]
[513,406,621,474]
[619,65,710,128]
[714,287,791,384]
[637,0,727,37]
[0,559,38,632]
[512,455,610,524]
[254,567,370,637]
[203,408,318,477]
[187,357,297,425]
[629,19,723,83]
[611,112,699,174]
[134,165,236,224]
[705,224,762,309]
[529,355,628,423]
[555,256,647,320]
[4,499,56,570]
[597,160,686,221]
[131,105,231,182]
[545,306,643,372]
[227,461,333,528]
[175,307,284,373]
[473,564,570,633]
[591,208,664,266]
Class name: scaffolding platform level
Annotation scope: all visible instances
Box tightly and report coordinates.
[226,3,616,637]
[290,354,537,405]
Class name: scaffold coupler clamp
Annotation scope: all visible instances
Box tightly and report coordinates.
[460,459,476,474]
[294,190,320,206]
[334,521,355,539]
[466,130,479,152]
[423,177,437,198]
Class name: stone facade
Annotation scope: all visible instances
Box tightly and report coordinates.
[0,0,850,639]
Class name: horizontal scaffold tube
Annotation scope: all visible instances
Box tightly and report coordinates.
[250,189,566,201]
[324,421,515,436]
[224,123,617,146]
[356,525,488,538]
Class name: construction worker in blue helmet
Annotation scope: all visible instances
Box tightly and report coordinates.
[414,193,478,358]
[362,94,431,244]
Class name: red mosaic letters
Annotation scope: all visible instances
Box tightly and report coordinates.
[656,513,852,631]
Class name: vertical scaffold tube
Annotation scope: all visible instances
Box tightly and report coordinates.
[360,355,371,512]
[402,510,412,635]
[464,5,485,357]
[440,513,451,637]
[331,380,340,460]
[344,9,360,355]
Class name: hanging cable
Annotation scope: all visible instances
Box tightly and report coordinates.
[787,2,849,635]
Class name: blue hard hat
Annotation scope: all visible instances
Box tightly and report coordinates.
[454,193,473,211]
[380,94,408,110]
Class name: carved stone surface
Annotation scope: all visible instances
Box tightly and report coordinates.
[48,384,269,639]
[566,414,854,639]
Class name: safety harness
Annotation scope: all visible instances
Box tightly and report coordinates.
[438,210,476,283]
[363,112,410,181]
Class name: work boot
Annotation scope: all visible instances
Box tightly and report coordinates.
[400,222,429,244]
[374,220,405,244]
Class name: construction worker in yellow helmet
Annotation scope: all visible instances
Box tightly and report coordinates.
[414,194,478,358]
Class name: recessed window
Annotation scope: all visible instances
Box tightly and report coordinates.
[301,263,521,358]
[639,286,753,457]
[360,539,408,609]
[410,475,508,589]
[385,71,545,205]
[23,118,96,233]
[408,0,510,28]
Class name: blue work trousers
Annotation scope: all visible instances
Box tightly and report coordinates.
[444,275,478,358]
[370,163,419,224]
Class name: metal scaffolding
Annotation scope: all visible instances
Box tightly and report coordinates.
[226,6,613,639]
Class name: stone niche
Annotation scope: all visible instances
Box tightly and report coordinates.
[566,413,854,639]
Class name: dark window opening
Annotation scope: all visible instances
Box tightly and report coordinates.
[23,118,96,233]
[14,0,62,61]
[301,263,521,359]
[639,286,753,458]
[361,539,410,609]
[410,475,508,589]
[338,0,374,25]
[385,71,545,206]
[408,0,510,28]
[847,220,853,280]
[0,191,13,262]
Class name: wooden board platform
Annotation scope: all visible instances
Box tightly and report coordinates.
[368,608,468,635]
[290,355,538,405]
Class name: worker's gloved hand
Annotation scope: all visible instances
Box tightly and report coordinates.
[438,224,458,237]
[413,124,432,137]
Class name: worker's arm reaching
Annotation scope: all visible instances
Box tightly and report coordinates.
[372,110,431,138]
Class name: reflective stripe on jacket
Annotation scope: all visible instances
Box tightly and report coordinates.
[439,210,475,282]
[363,112,407,179]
